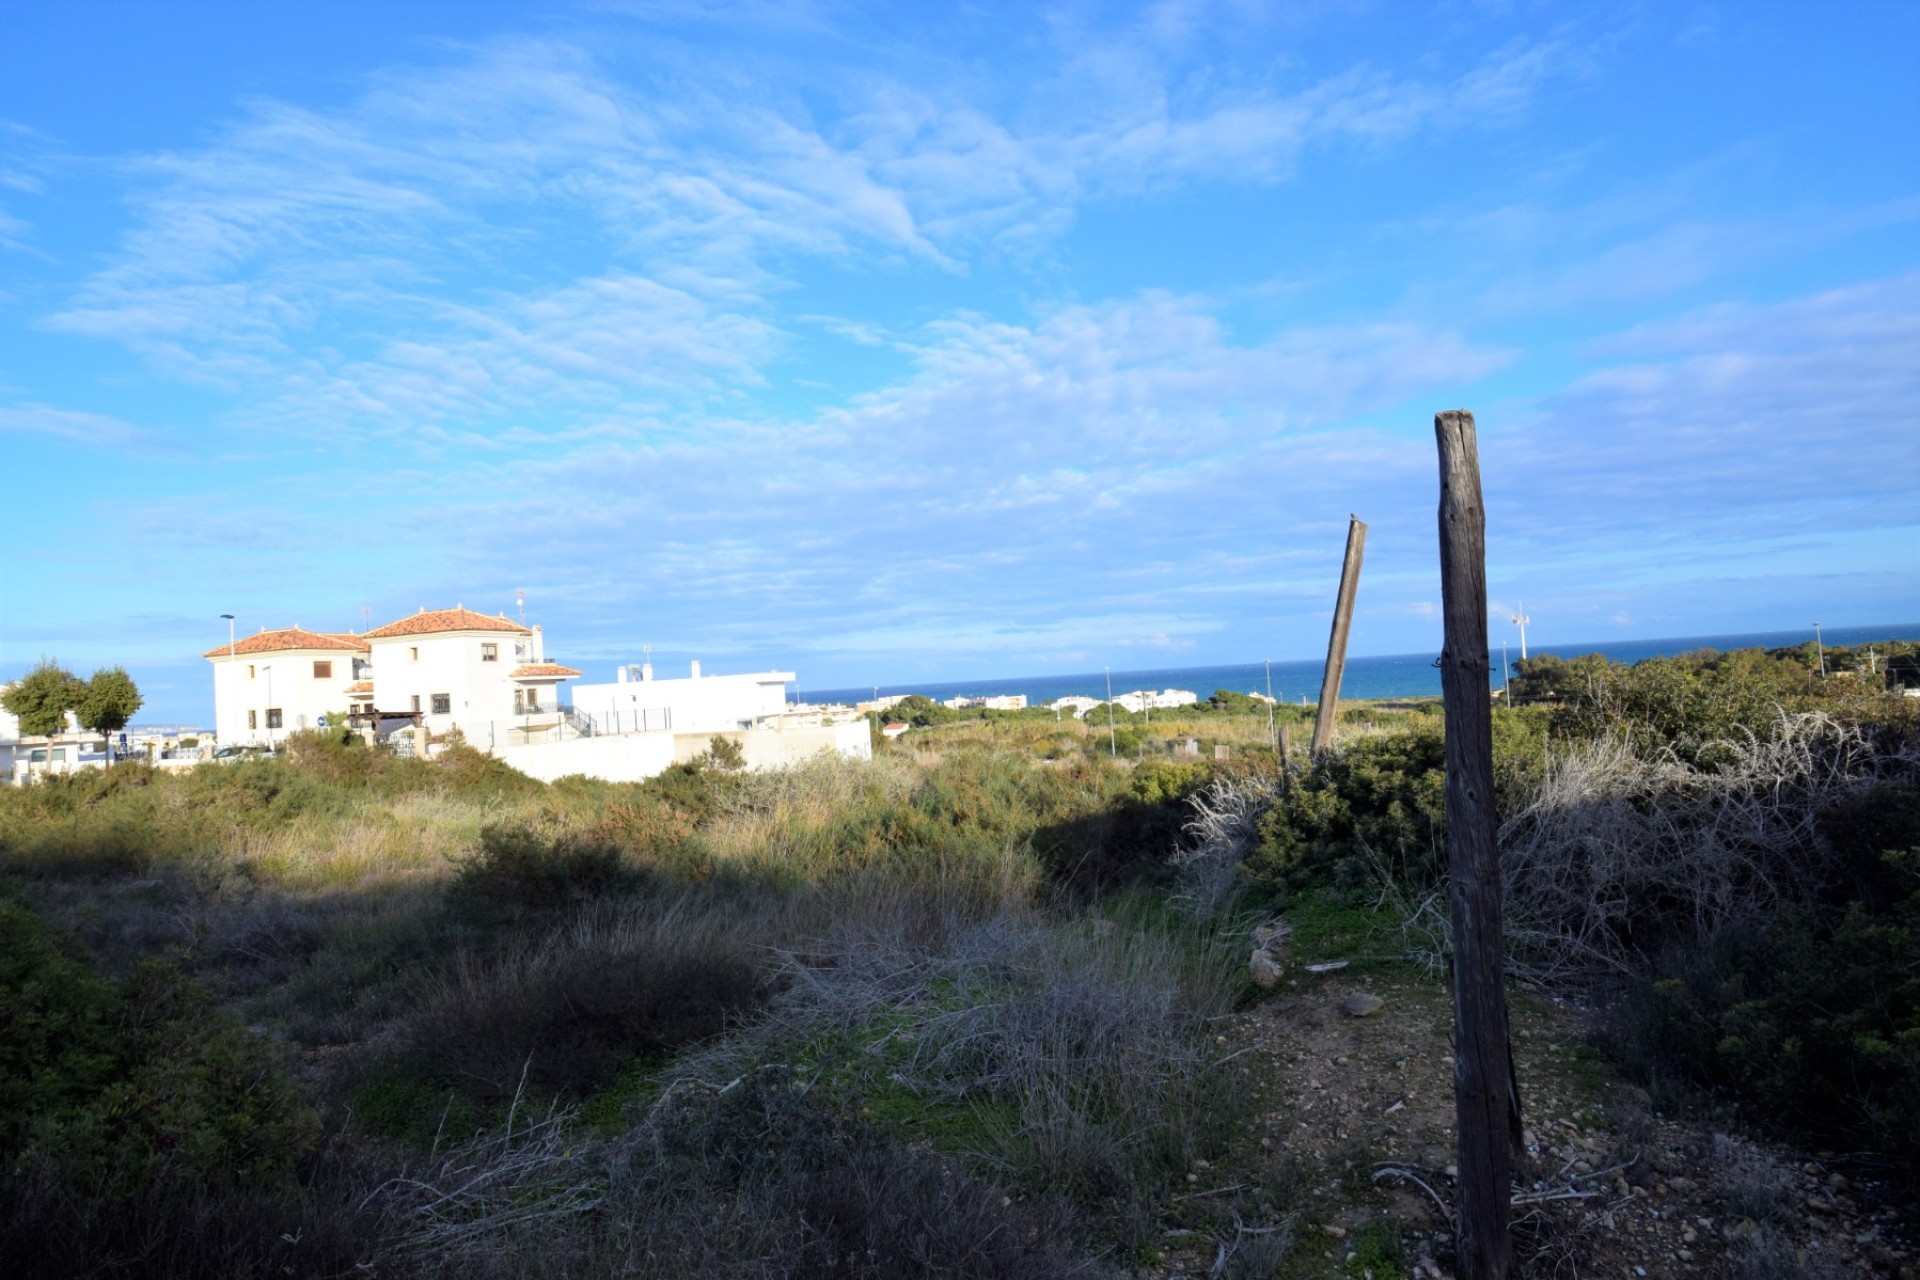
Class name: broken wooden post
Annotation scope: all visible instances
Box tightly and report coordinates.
[1434,409,1520,1280]
[1310,514,1368,758]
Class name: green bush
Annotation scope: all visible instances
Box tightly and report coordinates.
[447,823,646,926]
[1250,725,1447,894]
[1599,782,1920,1183]
[0,894,317,1206]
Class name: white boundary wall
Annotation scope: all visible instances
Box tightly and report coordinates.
[494,729,678,783]
[492,719,870,783]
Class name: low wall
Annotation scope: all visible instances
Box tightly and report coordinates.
[674,720,873,769]
[494,729,678,783]
[491,719,870,784]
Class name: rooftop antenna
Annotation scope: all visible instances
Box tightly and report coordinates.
[359,604,370,633]
[515,588,527,626]
[1510,601,1531,661]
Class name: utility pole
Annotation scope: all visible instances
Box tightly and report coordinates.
[1510,602,1530,661]
[1264,658,1276,751]
[1105,666,1117,757]
[1435,409,1520,1280]
[1813,621,1826,677]
[1501,639,1511,707]
[1310,514,1368,758]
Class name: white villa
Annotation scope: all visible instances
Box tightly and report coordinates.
[205,607,579,748]
[205,606,867,781]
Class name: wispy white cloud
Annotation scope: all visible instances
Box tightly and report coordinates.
[42,24,1576,423]
[1482,271,1920,565]
[0,402,145,447]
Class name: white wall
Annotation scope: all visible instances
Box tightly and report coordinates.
[673,720,872,769]
[210,651,362,745]
[494,729,678,783]
[366,629,541,737]
[570,665,795,734]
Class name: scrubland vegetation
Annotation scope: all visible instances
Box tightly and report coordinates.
[3,642,1916,1277]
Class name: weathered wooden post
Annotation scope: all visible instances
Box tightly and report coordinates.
[1434,409,1520,1279]
[1310,515,1367,758]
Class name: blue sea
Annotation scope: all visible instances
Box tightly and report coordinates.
[795,623,1920,709]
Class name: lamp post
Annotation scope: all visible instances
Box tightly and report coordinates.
[1813,622,1826,677]
[220,614,236,747]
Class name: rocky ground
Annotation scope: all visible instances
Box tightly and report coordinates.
[1155,916,1918,1279]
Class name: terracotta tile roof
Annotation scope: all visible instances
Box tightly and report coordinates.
[362,606,532,639]
[345,681,374,695]
[203,627,369,659]
[510,663,582,679]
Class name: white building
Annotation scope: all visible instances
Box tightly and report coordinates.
[0,689,101,784]
[203,608,865,783]
[355,606,580,746]
[1112,688,1199,714]
[204,627,370,746]
[938,693,1029,711]
[1049,695,1103,719]
[567,660,796,735]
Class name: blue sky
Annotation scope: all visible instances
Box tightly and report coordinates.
[2,1,1916,723]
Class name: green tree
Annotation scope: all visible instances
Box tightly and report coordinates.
[2,659,83,741]
[76,667,143,765]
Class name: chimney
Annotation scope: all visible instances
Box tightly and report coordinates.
[690,660,701,679]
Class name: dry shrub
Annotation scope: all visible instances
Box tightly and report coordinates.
[1496,711,1900,978]
[402,904,771,1102]
[1172,770,1281,917]
[377,1068,1105,1279]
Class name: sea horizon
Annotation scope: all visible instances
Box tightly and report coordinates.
[794,622,1920,709]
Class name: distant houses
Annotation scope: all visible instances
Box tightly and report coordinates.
[203,606,867,782]
[1046,689,1197,718]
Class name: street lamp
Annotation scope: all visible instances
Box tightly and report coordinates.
[220,614,236,748]
[1813,622,1826,677]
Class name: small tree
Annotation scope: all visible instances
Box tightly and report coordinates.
[3,659,84,739]
[77,666,143,765]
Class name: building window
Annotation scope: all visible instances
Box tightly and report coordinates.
[410,695,421,713]
[266,709,283,729]
[314,660,332,679]
[248,710,257,729]
[431,693,451,715]
[410,646,419,662]
[481,643,498,662]
[247,664,256,679]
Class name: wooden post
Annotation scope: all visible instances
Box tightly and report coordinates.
[1310,515,1368,758]
[1434,410,1520,1280]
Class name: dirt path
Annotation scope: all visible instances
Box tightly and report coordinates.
[1159,937,1917,1279]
